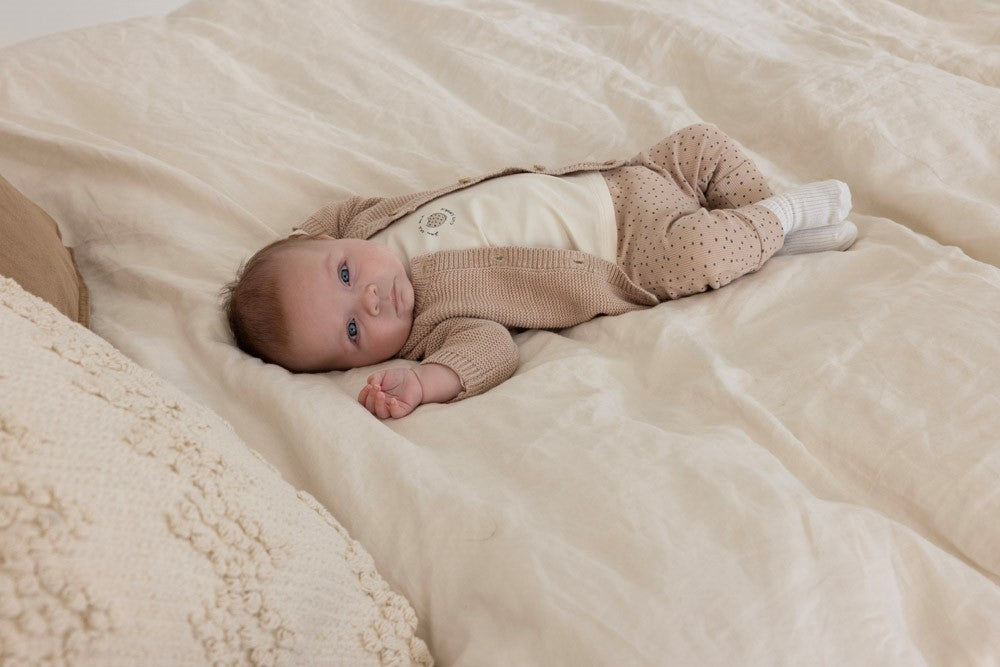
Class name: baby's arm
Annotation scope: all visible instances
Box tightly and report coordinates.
[359,317,519,418]
[358,363,462,419]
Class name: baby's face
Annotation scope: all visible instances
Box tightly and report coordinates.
[272,236,414,372]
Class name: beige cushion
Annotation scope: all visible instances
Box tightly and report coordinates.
[0,277,432,666]
[0,174,89,326]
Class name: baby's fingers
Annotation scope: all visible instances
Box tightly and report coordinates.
[363,385,381,415]
[366,371,385,390]
[374,390,394,419]
[360,380,410,419]
[387,396,414,419]
[358,383,378,414]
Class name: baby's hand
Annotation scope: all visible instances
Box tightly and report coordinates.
[358,367,423,419]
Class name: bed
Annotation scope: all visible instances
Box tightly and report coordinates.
[2,0,999,663]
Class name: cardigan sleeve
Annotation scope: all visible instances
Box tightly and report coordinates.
[294,196,388,238]
[415,318,519,400]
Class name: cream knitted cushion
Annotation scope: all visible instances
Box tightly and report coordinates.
[0,277,432,666]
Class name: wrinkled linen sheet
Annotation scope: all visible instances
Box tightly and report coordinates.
[2,0,999,663]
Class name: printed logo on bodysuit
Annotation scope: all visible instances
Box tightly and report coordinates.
[417,207,456,236]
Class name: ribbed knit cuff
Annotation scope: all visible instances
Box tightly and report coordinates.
[421,349,514,400]
[758,180,851,234]
[775,221,858,255]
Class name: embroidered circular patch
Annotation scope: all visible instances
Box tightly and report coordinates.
[425,212,448,228]
[417,207,456,236]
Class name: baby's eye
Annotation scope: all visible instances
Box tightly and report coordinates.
[339,266,350,284]
[347,319,358,341]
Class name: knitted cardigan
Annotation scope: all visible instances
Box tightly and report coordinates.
[294,159,659,399]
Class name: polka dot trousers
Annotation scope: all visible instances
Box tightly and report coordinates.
[603,123,784,301]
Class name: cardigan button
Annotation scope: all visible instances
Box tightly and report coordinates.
[458,177,473,185]
[532,164,547,172]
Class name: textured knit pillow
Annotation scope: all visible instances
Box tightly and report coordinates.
[0,277,432,666]
[0,174,89,326]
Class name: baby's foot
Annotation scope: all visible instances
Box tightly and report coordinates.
[774,220,858,255]
[758,180,852,234]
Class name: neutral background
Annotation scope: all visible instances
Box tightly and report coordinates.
[1,0,187,47]
[2,1,998,663]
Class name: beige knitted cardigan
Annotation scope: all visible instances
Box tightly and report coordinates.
[294,159,658,399]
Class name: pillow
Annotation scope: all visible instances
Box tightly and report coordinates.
[0,277,432,666]
[0,174,89,326]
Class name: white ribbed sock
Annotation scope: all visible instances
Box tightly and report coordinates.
[758,180,852,234]
[775,221,858,255]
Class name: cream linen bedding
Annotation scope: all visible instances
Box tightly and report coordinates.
[2,0,999,664]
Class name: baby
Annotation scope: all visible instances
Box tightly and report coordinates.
[223,124,856,419]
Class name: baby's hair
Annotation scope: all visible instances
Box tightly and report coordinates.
[221,235,313,366]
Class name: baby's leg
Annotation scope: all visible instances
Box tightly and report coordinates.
[622,202,785,300]
[611,124,854,297]
[631,123,852,234]
[609,125,784,299]
[629,123,774,210]
[606,165,785,299]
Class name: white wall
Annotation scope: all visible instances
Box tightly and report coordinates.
[1,0,189,47]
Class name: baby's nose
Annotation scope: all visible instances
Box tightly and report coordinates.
[364,284,380,316]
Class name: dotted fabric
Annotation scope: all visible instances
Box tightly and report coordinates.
[606,124,784,300]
